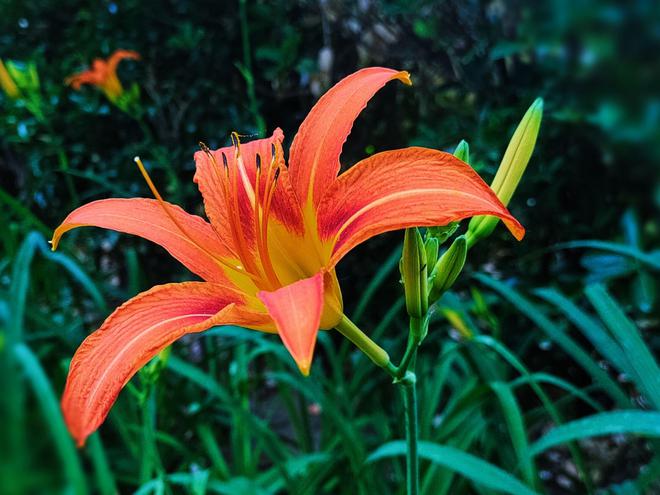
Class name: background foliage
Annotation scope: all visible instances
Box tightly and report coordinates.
[1,1,658,494]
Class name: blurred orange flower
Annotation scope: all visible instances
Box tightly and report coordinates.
[52,67,524,446]
[65,49,140,101]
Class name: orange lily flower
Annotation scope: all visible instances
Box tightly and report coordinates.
[52,67,524,446]
[65,49,140,101]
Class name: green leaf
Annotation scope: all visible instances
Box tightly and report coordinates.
[368,441,540,495]
[475,274,629,407]
[13,343,87,495]
[552,240,660,271]
[534,287,631,374]
[490,382,537,487]
[585,284,660,409]
[530,411,660,456]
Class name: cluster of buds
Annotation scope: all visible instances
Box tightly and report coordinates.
[0,58,45,120]
[400,98,543,342]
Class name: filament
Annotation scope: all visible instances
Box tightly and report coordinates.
[133,156,247,276]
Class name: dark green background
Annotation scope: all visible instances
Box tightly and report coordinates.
[1,1,658,494]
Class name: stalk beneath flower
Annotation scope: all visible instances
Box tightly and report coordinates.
[334,314,393,371]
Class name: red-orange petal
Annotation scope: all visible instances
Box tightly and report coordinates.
[288,67,411,208]
[107,49,141,72]
[317,147,525,266]
[62,281,251,447]
[257,272,324,376]
[193,128,303,256]
[65,69,103,89]
[52,198,232,283]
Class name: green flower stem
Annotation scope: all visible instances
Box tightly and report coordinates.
[401,372,419,495]
[336,314,420,494]
[335,314,392,371]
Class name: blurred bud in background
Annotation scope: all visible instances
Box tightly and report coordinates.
[0,59,20,98]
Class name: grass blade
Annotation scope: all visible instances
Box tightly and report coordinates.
[530,411,660,456]
[13,343,88,494]
[474,274,629,407]
[490,382,537,488]
[368,440,540,495]
[551,240,660,271]
[585,284,660,409]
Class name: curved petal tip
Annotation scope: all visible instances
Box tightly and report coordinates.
[396,70,413,86]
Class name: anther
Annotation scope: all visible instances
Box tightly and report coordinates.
[198,141,211,153]
[221,152,228,171]
[274,168,281,182]
[271,143,276,157]
[255,153,262,171]
[231,132,241,156]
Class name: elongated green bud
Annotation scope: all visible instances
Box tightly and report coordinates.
[429,235,467,301]
[467,98,543,247]
[453,139,470,163]
[400,228,428,319]
[424,236,439,268]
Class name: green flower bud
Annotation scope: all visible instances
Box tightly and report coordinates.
[400,227,428,319]
[424,236,439,268]
[453,139,470,163]
[467,98,543,247]
[429,235,467,301]
[427,221,459,245]
[5,60,40,94]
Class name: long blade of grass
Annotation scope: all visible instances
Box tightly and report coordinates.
[490,382,537,488]
[585,284,660,409]
[471,335,594,491]
[533,287,630,375]
[551,240,660,271]
[86,433,118,495]
[368,440,540,495]
[530,411,660,456]
[13,343,88,494]
[474,274,629,407]
[509,372,602,411]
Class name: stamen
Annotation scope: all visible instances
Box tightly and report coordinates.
[133,156,246,275]
[257,152,282,288]
[226,145,260,277]
[221,152,228,174]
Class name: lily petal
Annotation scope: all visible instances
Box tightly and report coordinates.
[258,272,324,376]
[107,49,140,72]
[62,281,252,447]
[193,128,303,255]
[317,147,525,265]
[289,67,411,208]
[52,198,232,283]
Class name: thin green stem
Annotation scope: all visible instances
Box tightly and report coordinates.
[238,0,266,135]
[402,373,419,495]
[335,314,392,372]
[396,333,420,379]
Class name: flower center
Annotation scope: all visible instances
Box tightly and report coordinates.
[199,134,283,291]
